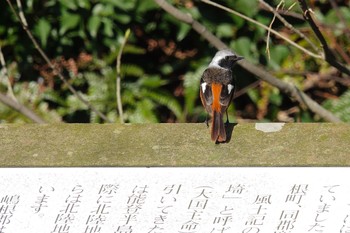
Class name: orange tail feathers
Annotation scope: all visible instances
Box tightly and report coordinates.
[211,111,226,142]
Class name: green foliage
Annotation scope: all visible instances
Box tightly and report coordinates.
[34,18,51,47]
[184,65,206,117]
[0,0,349,123]
[0,80,61,123]
[231,37,259,65]
[234,0,259,17]
[268,45,290,71]
[124,74,183,123]
[323,90,350,122]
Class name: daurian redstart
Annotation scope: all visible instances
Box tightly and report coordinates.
[200,49,243,142]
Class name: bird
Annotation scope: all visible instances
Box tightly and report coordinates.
[199,49,243,142]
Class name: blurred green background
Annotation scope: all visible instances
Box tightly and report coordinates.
[0,0,349,123]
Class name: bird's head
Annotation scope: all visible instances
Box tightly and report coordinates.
[209,49,244,69]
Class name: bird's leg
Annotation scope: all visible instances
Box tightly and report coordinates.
[225,110,229,125]
[205,114,209,128]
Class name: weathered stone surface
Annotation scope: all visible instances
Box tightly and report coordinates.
[0,123,348,166]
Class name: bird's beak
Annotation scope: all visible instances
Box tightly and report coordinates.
[227,55,244,62]
[234,55,244,62]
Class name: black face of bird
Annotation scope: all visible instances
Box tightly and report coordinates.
[217,54,244,69]
[207,49,243,71]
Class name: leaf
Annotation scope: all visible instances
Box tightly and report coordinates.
[121,64,145,77]
[102,0,135,11]
[160,64,173,75]
[177,23,191,41]
[255,15,270,38]
[230,15,244,28]
[269,90,282,106]
[87,16,101,38]
[323,90,350,122]
[102,18,114,37]
[234,0,258,17]
[232,37,250,57]
[300,111,313,122]
[77,0,91,9]
[143,90,183,121]
[231,37,258,64]
[92,3,114,17]
[268,45,290,70]
[184,65,206,115]
[216,23,234,38]
[138,76,167,88]
[323,7,350,36]
[59,12,81,35]
[34,18,51,47]
[129,99,158,123]
[122,89,136,105]
[43,90,67,106]
[136,0,158,13]
[114,14,131,24]
[66,94,89,111]
[123,44,146,55]
[59,0,78,10]
[247,89,259,103]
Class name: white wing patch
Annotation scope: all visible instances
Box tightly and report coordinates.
[228,84,234,94]
[201,82,207,93]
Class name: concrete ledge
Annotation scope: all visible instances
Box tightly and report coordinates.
[0,123,348,167]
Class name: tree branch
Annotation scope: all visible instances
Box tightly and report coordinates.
[0,44,16,101]
[259,0,319,53]
[116,29,131,124]
[298,0,350,76]
[6,0,112,123]
[154,0,228,50]
[201,0,323,59]
[1,42,45,123]
[259,5,305,21]
[0,92,46,123]
[153,0,342,122]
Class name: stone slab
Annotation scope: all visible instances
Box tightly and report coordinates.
[0,123,349,166]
